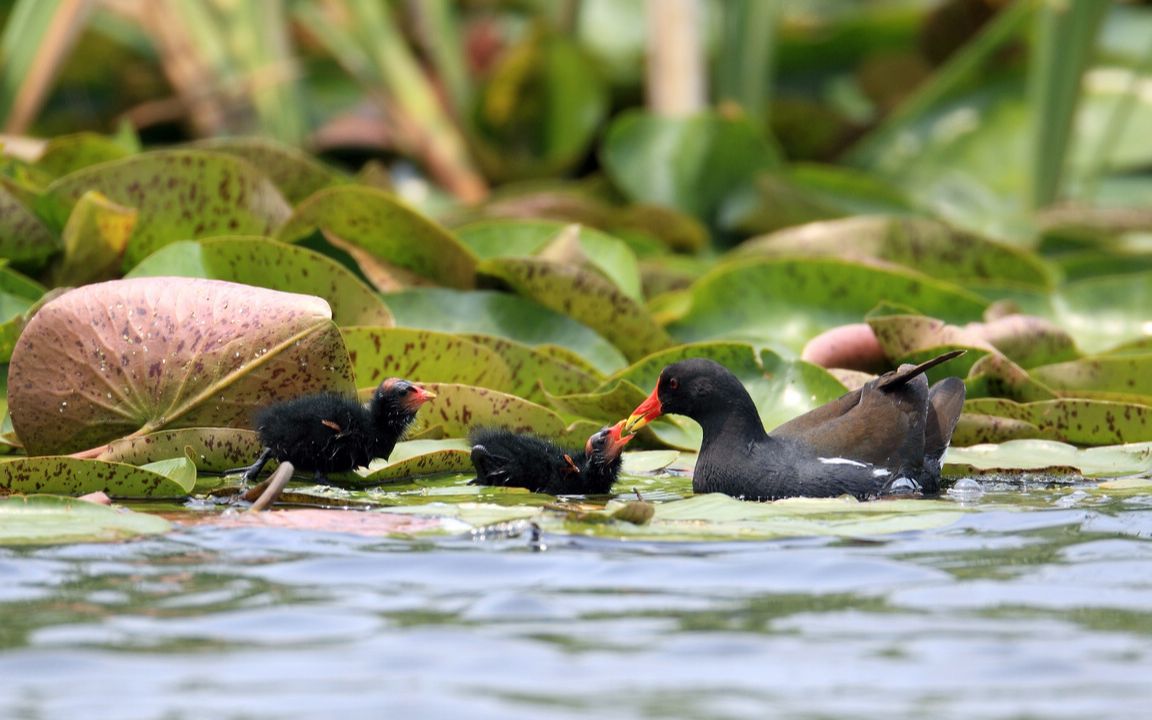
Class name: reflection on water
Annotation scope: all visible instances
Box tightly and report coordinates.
[2,489,1152,719]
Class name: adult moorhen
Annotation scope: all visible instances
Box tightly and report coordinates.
[623,351,966,501]
[469,420,633,495]
[237,377,436,485]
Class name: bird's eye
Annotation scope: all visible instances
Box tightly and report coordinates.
[667,377,679,390]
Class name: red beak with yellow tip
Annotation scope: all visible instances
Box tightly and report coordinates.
[623,386,662,434]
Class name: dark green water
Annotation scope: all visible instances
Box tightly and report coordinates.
[2,484,1152,719]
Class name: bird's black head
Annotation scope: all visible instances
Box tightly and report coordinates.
[624,358,755,431]
[370,378,435,431]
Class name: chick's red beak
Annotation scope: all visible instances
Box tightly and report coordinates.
[409,383,436,408]
[623,386,662,433]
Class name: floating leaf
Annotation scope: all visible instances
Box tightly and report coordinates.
[966,352,1057,403]
[963,397,1152,445]
[340,327,513,391]
[42,150,292,268]
[8,277,354,455]
[946,439,1152,478]
[456,220,642,300]
[385,288,626,373]
[463,334,601,402]
[97,427,263,471]
[127,237,393,327]
[276,186,477,288]
[0,265,46,363]
[953,412,1042,445]
[478,257,672,362]
[1031,354,1152,401]
[669,257,988,351]
[353,439,474,483]
[193,137,345,202]
[0,495,171,545]
[34,132,134,178]
[590,493,969,540]
[409,383,579,441]
[47,191,136,287]
[198,507,443,536]
[0,184,59,266]
[736,216,1053,290]
[0,457,194,497]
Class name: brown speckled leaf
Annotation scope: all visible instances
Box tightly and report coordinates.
[276,186,477,288]
[477,257,672,362]
[192,137,346,203]
[341,327,513,391]
[126,237,393,327]
[0,457,192,497]
[408,382,588,443]
[97,427,263,471]
[463,334,601,402]
[8,277,355,454]
[963,397,1152,445]
[43,150,291,268]
[0,185,59,265]
[1031,355,1152,401]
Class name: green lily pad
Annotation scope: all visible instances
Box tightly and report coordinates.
[1030,354,1152,400]
[965,352,1058,403]
[963,396,1152,445]
[456,220,642,300]
[96,427,263,471]
[952,412,1042,445]
[42,150,292,268]
[0,495,171,545]
[276,186,477,289]
[477,256,672,362]
[0,184,59,266]
[127,237,393,327]
[47,191,136,287]
[340,327,513,391]
[581,493,969,540]
[0,265,46,363]
[34,132,135,178]
[946,439,1152,478]
[668,257,988,351]
[0,456,194,497]
[193,137,346,202]
[352,439,474,483]
[409,382,578,441]
[462,333,601,402]
[601,110,779,222]
[736,216,1053,290]
[8,277,355,455]
[384,288,626,373]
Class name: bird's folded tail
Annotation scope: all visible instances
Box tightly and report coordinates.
[877,349,966,391]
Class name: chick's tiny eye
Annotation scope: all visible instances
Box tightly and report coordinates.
[667,377,679,390]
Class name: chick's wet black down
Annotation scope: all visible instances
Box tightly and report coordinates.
[238,378,435,485]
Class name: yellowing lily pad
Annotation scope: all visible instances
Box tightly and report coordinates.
[0,456,194,497]
[341,327,513,391]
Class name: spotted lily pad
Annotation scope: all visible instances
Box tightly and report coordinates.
[276,186,477,288]
[193,137,346,202]
[477,256,672,362]
[42,150,292,268]
[0,456,194,497]
[384,288,626,373]
[341,327,513,391]
[668,257,988,351]
[352,439,474,483]
[946,439,1152,478]
[0,495,172,545]
[962,397,1152,445]
[463,333,601,402]
[48,191,136,287]
[127,237,393,327]
[8,277,355,455]
[97,427,263,471]
[456,220,643,300]
[0,184,59,266]
[34,132,135,178]
[736,216,1053,290]
[408,383,595,445]
[1030,354,1152,401]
